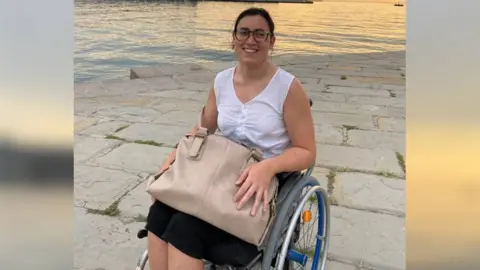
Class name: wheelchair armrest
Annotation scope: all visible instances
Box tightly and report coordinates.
[276,171,303,206]
[276,173,320,207]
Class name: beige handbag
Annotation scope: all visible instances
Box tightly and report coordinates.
[145,125,278,247]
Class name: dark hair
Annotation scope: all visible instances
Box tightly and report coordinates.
[233,7,275,35]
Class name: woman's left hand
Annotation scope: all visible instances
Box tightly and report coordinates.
[233,160,276,217]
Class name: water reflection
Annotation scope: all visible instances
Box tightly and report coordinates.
[75,0,405,82]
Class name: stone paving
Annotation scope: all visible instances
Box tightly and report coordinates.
[74,50,405,270]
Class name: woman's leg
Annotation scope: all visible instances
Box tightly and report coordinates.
[161,212,210,270]
[147,232,169,270]
[145,201,177,270]
[162,211,259,269]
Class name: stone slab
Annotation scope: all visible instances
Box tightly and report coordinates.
[311,101,404,119]
[174,71,216,84]
[361,67,403,75]
[315,144,404,175]
[74,81,104,98]
[138,89,208,102]
[202,61,237,73]
[322,78,373,89]
[312,112,375,130]
[283,67,342,80]
[142,76,184,91]
[92,106,163,123]
[376,70,405,78]
[75,101,121,117]
[75,116,99,133]
[93,143,172,174]
[130,66,165,79]
[302,82,326,93]
[118,181,151,218]
[156,63,208,76]
[325,64,362,72]
[75,99,104,116]
[178,81,212,92]
[74,137,121,164]
[295,62,329,70]
[391,90,405,98]
[74,165,141,209]
[314,124,344,145]
[79,120,130,136]
[333,172,405,215]
[329,206,405,270]
[153,110,200,127]
[349,76,405,86]
[297,77,320,85]
[325,261,357,270]
[98,79,152,97]
[74,207,146,270]
[148,97,205,112]
[115,123,189,147]
[378,118,405,133]
[379,84,405,91]
[317,69,382,78]
[326,86,391,98]
[94,95,156,107]
[307,92,346,103]
[347,130,405,154]
[347,96,405,109]
[310,167,330,188]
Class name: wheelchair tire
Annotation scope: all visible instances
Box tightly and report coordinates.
[261,177,329,270]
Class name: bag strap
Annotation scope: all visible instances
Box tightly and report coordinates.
[188,126,207,158]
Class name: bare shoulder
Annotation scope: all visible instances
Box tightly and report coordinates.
[283,77,315,149]
[284,77,311,110]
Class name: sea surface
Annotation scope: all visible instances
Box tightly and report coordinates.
[75,0,405,83]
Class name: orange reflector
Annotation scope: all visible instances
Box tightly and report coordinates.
[302,210,312,222]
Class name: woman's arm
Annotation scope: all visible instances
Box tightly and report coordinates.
[200,86,219,134]
[234,79,316,214]
[263,78,317,174]
[159,87,218,170]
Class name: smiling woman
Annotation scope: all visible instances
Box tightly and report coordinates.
[144,7,316,270]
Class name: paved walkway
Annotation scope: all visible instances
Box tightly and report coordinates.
[74,51,405,270]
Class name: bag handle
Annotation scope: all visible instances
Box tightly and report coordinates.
[188,127,208,158]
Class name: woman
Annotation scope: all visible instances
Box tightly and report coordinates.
[146,7,316,270]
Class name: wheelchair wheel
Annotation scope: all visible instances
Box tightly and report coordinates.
[262,178,330,270]
[136,249,148,270]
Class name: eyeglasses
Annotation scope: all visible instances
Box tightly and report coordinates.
[234,29,271,42]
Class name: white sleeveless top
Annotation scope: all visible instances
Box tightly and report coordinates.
[214,67,295,158]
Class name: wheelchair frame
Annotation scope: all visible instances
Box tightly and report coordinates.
[135,167,330,270]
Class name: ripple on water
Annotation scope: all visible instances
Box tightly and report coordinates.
[75,1,405,83]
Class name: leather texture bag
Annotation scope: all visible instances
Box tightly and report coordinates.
[145,125,278,247]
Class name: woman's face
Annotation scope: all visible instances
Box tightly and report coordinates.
[232,15,275,65]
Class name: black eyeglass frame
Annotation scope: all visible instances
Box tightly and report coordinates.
[233,29,273,43]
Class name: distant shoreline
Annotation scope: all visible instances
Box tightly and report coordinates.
[314,0,402,3]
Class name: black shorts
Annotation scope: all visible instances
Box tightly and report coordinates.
[146,200,259,267]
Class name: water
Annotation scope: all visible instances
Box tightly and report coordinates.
[75,0,405,83]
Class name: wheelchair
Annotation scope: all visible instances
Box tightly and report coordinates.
[134,167,330,270]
